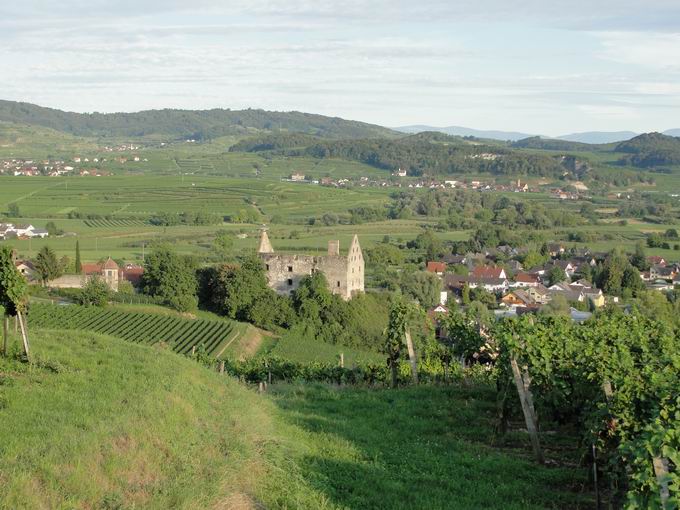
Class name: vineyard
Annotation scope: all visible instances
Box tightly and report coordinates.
[445,310,680,508]
[83,218,148,228]
[28,303,240,357]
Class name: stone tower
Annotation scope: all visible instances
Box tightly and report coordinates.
[346,235,364,296]
[258,230,274,254]
[102,257,120,291]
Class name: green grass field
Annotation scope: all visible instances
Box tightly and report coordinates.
[266,326,383,365]
[0,330,592,509]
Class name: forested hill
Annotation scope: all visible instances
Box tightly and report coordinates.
[230,131,583,178]
[615,132,680,168]
[511,136,604,152]
[0,100,399,140]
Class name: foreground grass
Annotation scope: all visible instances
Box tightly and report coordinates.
[0,330,591,509]
[0,330,326,509]
[270,384,592,510]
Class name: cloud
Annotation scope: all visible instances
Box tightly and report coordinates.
[596,31,680,71]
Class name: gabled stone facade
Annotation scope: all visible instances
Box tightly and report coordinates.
[257,231,364,300]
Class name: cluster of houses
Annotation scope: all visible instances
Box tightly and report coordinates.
[641,256,680,291]
[1,159,73,177]
[0,223,49,240]
[425,245,679,319]
[0,158,116,177]
[286,172,591,200]
[14,255,144,292]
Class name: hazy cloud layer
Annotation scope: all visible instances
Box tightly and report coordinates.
[1,0,679,134]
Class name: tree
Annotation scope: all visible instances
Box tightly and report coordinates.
[7,203,20,218]
[384,300,408,388]
[547,266,565,287]
[630,243,649,271]
[598,249,628,296]
[522,250,547,270]
[213,231,234,259]
[78,275,110,306]
[200,255,269,320]
[0,246,27,317]
[461,283,470,305]
[539,294,570,317]
[75,241,82,274]
[142,245,198,312]
[621,265,644,296]
[45,221,63,236]
[400,271,441,308]
[33,246,63,286]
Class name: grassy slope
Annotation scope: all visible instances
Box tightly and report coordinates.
[0,329,591,509]
[0,329,290,508]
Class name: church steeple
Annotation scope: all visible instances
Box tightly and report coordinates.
[258,230,273,254]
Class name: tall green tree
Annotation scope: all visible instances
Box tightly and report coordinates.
[0,246,27,317]
[75,241,82,274]
[33,246,62,286]
[547,266,565,286]
[7,203,20,218]
[142,245,198,312]
[384,300,408,388]
[630,243,649,271]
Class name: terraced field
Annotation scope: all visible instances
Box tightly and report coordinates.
[28,303,241,357]
[83,218,148,228]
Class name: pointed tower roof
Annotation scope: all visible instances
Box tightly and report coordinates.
[102,256,119,270]
[258,230,274,254]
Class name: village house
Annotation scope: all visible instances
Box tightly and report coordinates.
[426,261,447,276]
[49,258,143,292]
[511,272,541,287]
[0,223,49,239]
[257,231,364,300]
[289,172,306,181]
[501,289,535,308]
[471,266,507,280]
[14,260,36,281]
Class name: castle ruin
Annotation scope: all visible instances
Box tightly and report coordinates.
[257,231,364,300]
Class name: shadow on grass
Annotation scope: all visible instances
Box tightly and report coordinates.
[271,383,593,510]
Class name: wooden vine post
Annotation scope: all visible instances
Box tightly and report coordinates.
[2,316,8,357]
[17,311,30,360]
[510,357,543,464]
[404,329,418,384]
[652,457,671,509]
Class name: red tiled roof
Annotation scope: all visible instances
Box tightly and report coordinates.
[471,266,504,279]
[426,261,447,273]
[81,263,103,275]
[515,272,539,283]
[102,257,119,270]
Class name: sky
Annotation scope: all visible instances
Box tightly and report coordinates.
[1,0,679,136]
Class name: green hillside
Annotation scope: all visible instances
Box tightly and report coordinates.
[0,330,591,509]
[615,132,680,167]
[511,135,605,152]
[0,100,399,140]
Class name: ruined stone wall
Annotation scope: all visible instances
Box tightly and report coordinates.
[259,234,365,300]
[261,253,352,298]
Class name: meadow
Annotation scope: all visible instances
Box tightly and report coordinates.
[0,329,593,509]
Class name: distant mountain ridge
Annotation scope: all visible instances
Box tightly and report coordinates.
[395,125,534,141]
[0,100,399,140]
[396,125,680,144]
